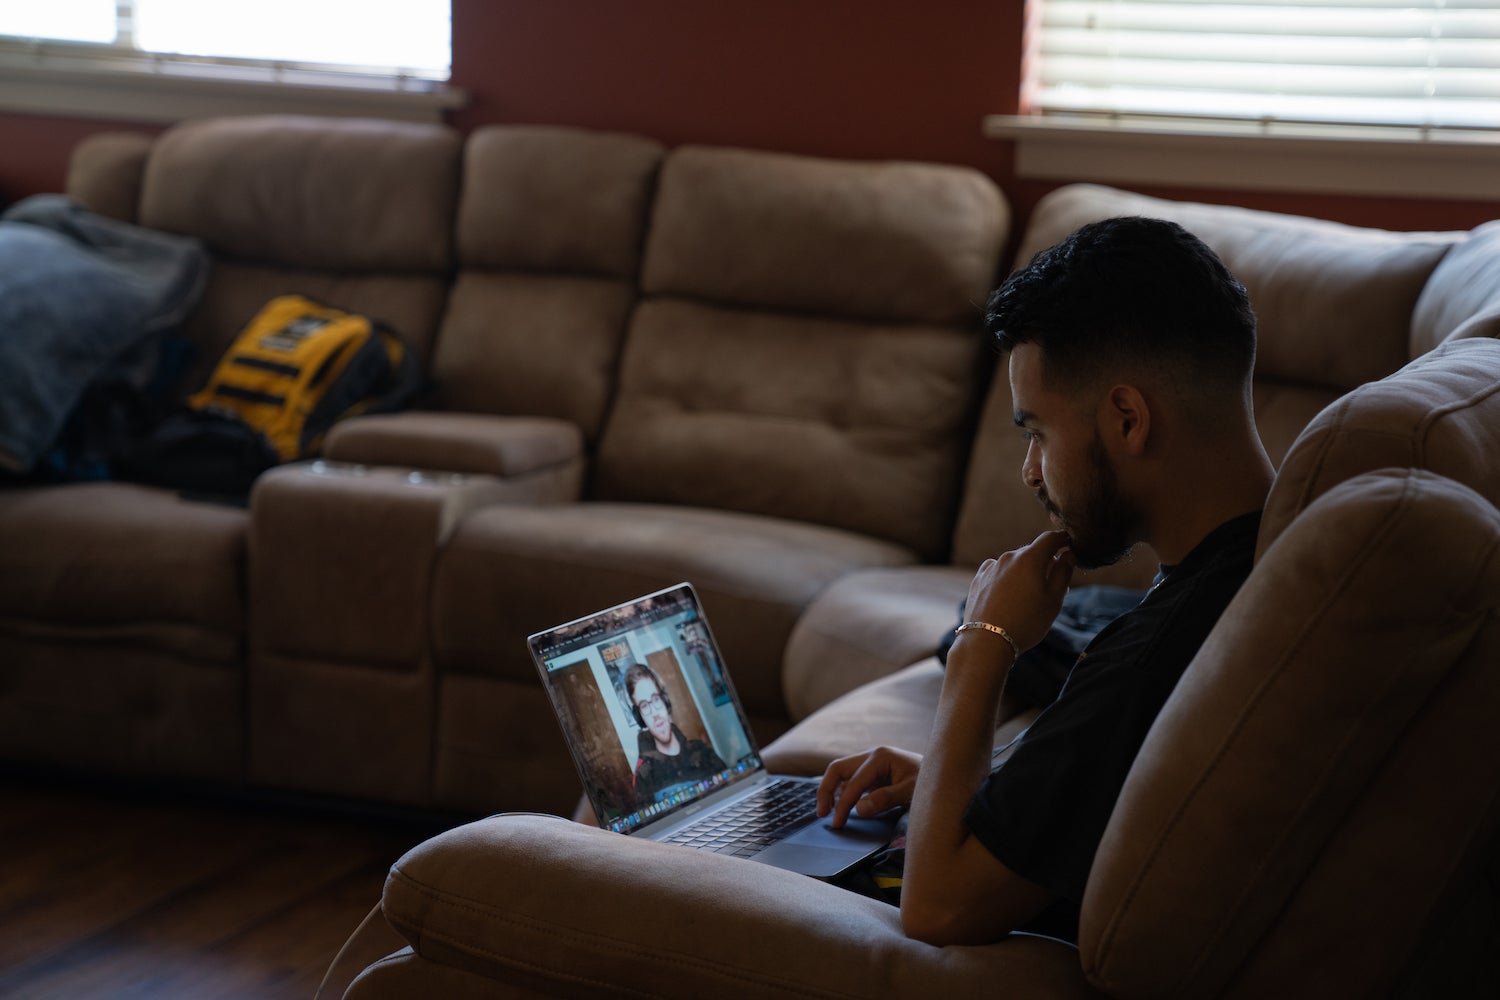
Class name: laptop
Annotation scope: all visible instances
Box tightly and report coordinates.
[528,582,896,878]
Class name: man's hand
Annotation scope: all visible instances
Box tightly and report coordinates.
[963,530,1076,655]
[816,746,922,829]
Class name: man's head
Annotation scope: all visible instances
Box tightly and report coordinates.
[625,663,674,744]
[986,216,1258,568]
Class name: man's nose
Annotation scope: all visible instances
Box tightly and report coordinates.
[1021,442,1042,490]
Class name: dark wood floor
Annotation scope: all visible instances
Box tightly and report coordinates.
[0,773,468,1000]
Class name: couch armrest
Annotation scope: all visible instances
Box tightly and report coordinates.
[247,462,511,803]
[324,412,586,501]
[783,565,971,720]
[354,814,1099,1000]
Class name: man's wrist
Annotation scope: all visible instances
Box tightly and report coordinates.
[954,620,1020,660]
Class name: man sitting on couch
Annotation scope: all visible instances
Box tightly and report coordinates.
[818,216,1275,947]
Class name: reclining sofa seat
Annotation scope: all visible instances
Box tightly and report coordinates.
[770,183,1473,737]
[252,125,667,805]
[0,115,462,784]
[343,325,1500,1000]
[422,144,1010,814]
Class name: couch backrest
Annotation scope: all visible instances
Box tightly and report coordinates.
[1261,336,1500,554]
[67,130,155,225]
[1412,218,1500,355]
[70,115,464,394]
[428,125,664,443]
[950,183,1468,588]
[590,145,1008,560]
[1080,339,1500,996]
[1081,467,1500,998]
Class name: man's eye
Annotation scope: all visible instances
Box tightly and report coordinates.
[1021,430,1039,444]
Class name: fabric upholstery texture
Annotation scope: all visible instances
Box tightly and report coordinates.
[140,115,460,272]
[594,146,1005,560]
[642,145,1007,324]
[594,299,983,558]
[430,126,663,441]
[65,129,153,224]
[780,565,972,721]
[246,463,509,803]
[1083,469,1500,999]
[323,412,585,484]
[455,125,663,277]
[1261,337,1500,553]
[0,638,243,780]
[1412,219,1500,355]
[373,814,1105,1000]
[355,313,1500,1000]
[431,502,915,702]
[0,482,244,639]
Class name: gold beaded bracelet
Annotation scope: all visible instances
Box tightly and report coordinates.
[954,620,1020,659]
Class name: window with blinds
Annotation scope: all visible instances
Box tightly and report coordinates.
[1026,0,1500,131]
[0,0,450,86]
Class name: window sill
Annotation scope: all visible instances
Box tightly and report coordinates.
[984,114,1500,202]
[0,52,466,125]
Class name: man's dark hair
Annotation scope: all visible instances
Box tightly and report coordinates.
[985,216,1257,399]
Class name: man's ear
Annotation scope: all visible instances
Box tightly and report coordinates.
[1102,384,1151,456]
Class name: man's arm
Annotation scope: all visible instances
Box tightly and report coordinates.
[901,530,1075,946]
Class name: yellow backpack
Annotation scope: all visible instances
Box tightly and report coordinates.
[188,295,421,461]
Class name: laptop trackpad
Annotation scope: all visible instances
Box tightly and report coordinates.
[754,815,896,878]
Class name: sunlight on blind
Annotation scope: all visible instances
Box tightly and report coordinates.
[1028,0,1500,129]
[0,0,450,79]
[136,0,449,76]
[0,0,115,44]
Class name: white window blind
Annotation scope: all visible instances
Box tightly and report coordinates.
[1027,0,1500,131]
[0,0,450,86]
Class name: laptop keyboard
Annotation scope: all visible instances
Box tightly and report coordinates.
[663,780,820,858]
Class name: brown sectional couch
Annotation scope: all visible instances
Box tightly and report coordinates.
[2,114,1496,840]
[346,337,1500,998]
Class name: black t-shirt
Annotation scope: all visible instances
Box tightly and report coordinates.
[964,511,1262,943]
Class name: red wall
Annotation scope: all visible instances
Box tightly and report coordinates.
[1,0,1496,234]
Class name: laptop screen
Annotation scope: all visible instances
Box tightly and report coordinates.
[529,583,763,835]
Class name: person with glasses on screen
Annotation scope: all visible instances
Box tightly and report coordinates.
[624,662,727,809]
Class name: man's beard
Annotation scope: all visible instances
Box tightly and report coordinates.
[1037,434,1139,569]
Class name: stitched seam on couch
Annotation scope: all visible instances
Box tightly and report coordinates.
[1092,471,1419,995]
[387,870,864,999]
[1296,347,1500,520]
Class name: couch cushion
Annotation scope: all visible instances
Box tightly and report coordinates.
[781,565,971,721]
[375,814,1102,1000]
[1411,218,1500,356]
[135,116,461,392]
[762,658,1034,777]
[1083,469,1500,999]
[139,115,461,273]
[594,298,982,559]
[430,502,916,719]
[430,273,636,440]
[430,125,663,442]
[643,146,1007,325]
[0,482,245,648]
[1011,184,1460,393]
[1260,337,1500,556]
[456,125,663,277]
[66,130,155,224]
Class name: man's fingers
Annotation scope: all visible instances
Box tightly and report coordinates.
[1030,529,1074,558]
[828,752,893,828]
[816,753,862,817]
